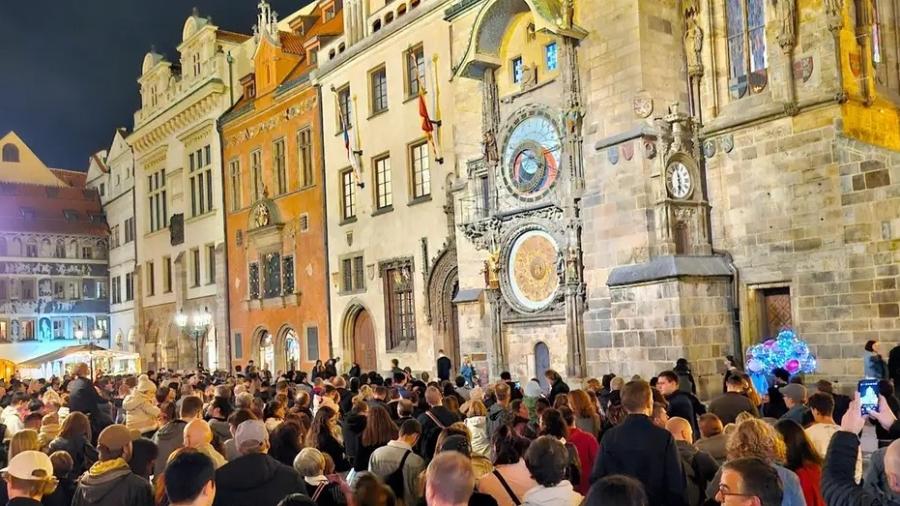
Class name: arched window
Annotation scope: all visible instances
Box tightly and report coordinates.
[55,239,65,258]
[725,0,768,98]
[10,238,22,256]
[1,144,19,163]
[385,12,394,24]
[397,4,407,16]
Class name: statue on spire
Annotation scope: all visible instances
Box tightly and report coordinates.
[257,0,280,41]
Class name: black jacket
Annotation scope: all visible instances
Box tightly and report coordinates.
[437,356,452,381]
[823,431,889,506]
[708,392,759,426]
[317,432,350,473]
[42,477,77,506]
[71,468,153,506]
[590,414,687,506]
[68,378,112,442]
[48,435,98,477]
[548,379,570,405]
[416,406,460,461]
[214,453,306,506]
[665,391,699,435]
[342,413,367,469]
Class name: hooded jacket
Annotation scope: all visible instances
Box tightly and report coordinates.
[151,419,187,477]
[71,466,153,506]
[122,391,160,435]
[466,415,490,457]
[522,481,583,506]
[213,452,306,506]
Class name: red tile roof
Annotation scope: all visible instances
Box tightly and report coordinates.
[280,32,306,56]
[216,29,252,43]
[50,169,88,187]
[0,183,108,236]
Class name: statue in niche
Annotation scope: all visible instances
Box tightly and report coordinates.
[684,15,704,76]
[773,0,797,48]
[521,63,538,89]
[563,105,584,135]
[485,248,501,289]
[562,0,575,28]
[482,131,499,164]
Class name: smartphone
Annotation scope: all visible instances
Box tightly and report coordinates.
[859,379,880,415]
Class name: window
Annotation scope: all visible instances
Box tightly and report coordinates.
[53,320,65,340]
[273,138,287,195]
[340,169,357,220]
[545,42,558,71]
[410,141,431,198]
[125,272,134,301]
[383,261,416,350]
[99,183,106,197]
[374,155,392,209]
[263,252,282,298]
[336,85,352,131]
[756,286,792,339]
[229,159,242,211]
[25,241,37,258]
[124,217,135,243]
[0,280,6,300]
[191,248,201,287]
[22,320,34,341]
[340,254,366,293]
[146,261,155,296]
[370,66,388,114]
[81,246,93,259]
[298,128,313,187]
[148,170,167,232]
[406,45,425,97]
[512,56,524,84]
[189,145,214,217]
[207,244,216,284]
[163,256,172,293]
[249,262,260,299]
[111,277,121,304]
[306,326,319,360]
[111,226,120,249]
[726,0,768,98]
[21,279,35,300]
[283,256,295,294]
[0,238,6,256]
[251,150,262,202]
[1,144,19,163]
[324,5,335,20]
[0,321,6,341]
[192,52,201,76]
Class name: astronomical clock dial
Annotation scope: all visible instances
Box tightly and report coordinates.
[506,229,560,311]
[665,162,693,199]
[502,115,562,201]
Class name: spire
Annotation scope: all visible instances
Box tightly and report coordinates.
[257,0,280,43]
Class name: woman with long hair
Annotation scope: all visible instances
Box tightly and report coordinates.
[568,389,601,439]
[705,418,807,506]
[306,406,350,472]
[9,429,39,459]
[265,400,286,432]
[476,424,537,506]
[775,419,825,506]
[354,405,397,473]
[48,411,97,477]
[538,408,581,488]
[270,420,304,467]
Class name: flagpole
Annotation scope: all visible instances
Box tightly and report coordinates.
[351,94,365,188]
[430,53,444,164]
[331,85,365,188]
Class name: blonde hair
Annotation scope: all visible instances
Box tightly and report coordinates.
[467,400,487,417]
[293,447,326,477]
[726,418,786,463]
[10,429,40,459]
[568,390,595,419]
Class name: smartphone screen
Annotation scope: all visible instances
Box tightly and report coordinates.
[859,379,880,415]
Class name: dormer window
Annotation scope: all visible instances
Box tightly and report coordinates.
[1,143,19,163]
[241,74,256,99]
[324,5,335,21]
[63,209,80,222]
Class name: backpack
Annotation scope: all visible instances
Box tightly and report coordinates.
[420,411,447,460]
[679,450,704,506]
[385,450,412,499]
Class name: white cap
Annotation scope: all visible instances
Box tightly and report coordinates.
[1,450,53,480]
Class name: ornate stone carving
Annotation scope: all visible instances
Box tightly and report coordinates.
[684,15,704,77]
[825,0,844,30]
[607,146,619,165]
[425,245,458,327]
[793,57,814,82]
[633,92,654,118]
[643,139,658,159]
[773,0,797,50]
[521,63,538,90]
[703,139,717,158]
[482,131,499,164]
[169,214,184,246]
[621,142,634,161]
[720,135,735,153]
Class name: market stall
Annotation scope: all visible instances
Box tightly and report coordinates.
[17,344,141,379]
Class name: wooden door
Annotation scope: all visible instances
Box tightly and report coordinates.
[353,310,377,371]
[761,287,792,338]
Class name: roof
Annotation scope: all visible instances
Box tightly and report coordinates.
[280,31,306,56]
[0,131,70,187]
[0,182,107,236]
[216,29,252,43]
[50,169,88,187]
[90,153,109,174]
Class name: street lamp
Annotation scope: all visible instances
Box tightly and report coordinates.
[176,307,211,372]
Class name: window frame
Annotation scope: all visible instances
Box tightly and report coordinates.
[340,168,357,222]
[251,149,263,202]
[273,137,287,195]
[148,170,168,233]
[336,85,352,132]
[369,65,389,115]
[206,244,216,285]
[191,247,201,288]
[405,45,426,98]
[229,158,242,211]
[382,260,416,351]
[297,126,314,188]
[409,140,431,200]
[373,153,393,210]
[163,256,173,293]
[725,0,768,99]
[146,261,155,296]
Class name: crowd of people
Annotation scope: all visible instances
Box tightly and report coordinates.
[0,351,899,506]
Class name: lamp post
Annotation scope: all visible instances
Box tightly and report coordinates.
[176,307,211,372]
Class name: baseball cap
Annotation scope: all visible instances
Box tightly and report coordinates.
[235,420,269,450]
[780,383,807,403]
[98,424,133,451]
[1,450,53,480]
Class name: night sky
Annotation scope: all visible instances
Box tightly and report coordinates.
[0,0,309,170]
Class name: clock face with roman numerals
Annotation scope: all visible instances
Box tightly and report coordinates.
[666,161,693,199]
[502,115,562,202]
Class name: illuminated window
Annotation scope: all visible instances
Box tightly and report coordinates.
[726,0,768,98]
[545,42,558,71]
[512,57,524,84]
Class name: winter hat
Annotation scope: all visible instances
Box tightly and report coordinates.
[136,374,157,394]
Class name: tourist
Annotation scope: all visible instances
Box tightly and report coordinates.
[437,350,452,382]
[423,451,494,506]
[464,400,490,457]
[9,429,40,460]
[779,384,810,426]
[568,389,601,439]
[865,340,889,380]
[355,405,398,474]
[486,383,511,439]
[44,450,78,506]
[709,374,760,425]
[657,370,700,436]
[269,420,305,468]
[222,409,257,462]
[264,401,286,433]
[877,379,900,443]
[584,475,648,506]
[774,419,825,506]
[460,357,476,388]
[560,406,598,496]
[665,417,719,506]
[68,363,112,443]
[369,418,425,505]
[2,393,27,441]
[123,374,160,437]
[213,419,305,506]
[522,436,583,506]
[206,396,233,444]
[128,437,158,480]
[183,419,227,469]
[293,448,347,506]
[306,406,350,473]
[71,424,154,506]
[715,457,784,506]
[417,386,459,461]
[813,380,850,424]
[164,450,217,506]
[48,412,98,477]
[589,380,686,506]
[673,358,697,394]
[475,425,536,506]
[764,369,791,419]
[38,413,60,451]
[3,450,59,506]
[454,376,472,402]
[545,370,569,406]
[694,413,728,465]
[153,395,204,477]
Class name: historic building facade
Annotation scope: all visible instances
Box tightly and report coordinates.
[86,130,138,354]
[314,0,461,373]
[447,0,900,395]
[221,0,338,373]
[128,10,253,371]
[0,131,110,376]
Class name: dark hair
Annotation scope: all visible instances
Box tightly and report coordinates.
[726,374,745,388]
[210,396,233,419]
[455,376,466,387]
[399,419,422,437]
[657,371,678,384]
[535,397,550,413]
[500,371,511,381]
[277,494,317,506]
[27,399,44,413]
[544,369,561,383]
[362,405,398,447]
[772,368,790,383]
[601,374,615,391]
[227,408,257,429]
[129,437,159,480]
[491,424,530,466]
[179,396,204,419]
[164,450,215,504]
[11,392,28,405]
[305,406,336,447]
[880,379,895,397]
[155,386,170,404]
[621,380,652,414]
[807,392,834,417]
[722,458,784,506]
[24,412,43,425]
[524,436,568,487]
[557,406,575,427]
[585,475,648,506]
[774,419,822,471]
[270,421,303,467]
[264,400,284,420]
[540,408,569,439]
[866,340,878,352]
[815,380,834,394]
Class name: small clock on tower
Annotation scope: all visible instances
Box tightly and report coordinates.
[665,161,693,199]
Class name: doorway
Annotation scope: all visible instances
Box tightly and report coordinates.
[535,342,550,391]
[352,309,377,371]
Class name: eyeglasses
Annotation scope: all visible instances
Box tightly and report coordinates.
[717,485,756,499]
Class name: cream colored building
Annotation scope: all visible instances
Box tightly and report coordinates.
[314,0,462,373]
[128,10,253,371]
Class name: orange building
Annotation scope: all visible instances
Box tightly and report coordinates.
[221,0,341,373]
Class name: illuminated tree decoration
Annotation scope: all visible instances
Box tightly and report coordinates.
[745,329,817,376]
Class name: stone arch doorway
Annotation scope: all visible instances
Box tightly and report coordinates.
[343,304,377,371]
[283,329,301,372]
[427,246,460,372]
[257,329,274,373]
[535,341,550,391]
